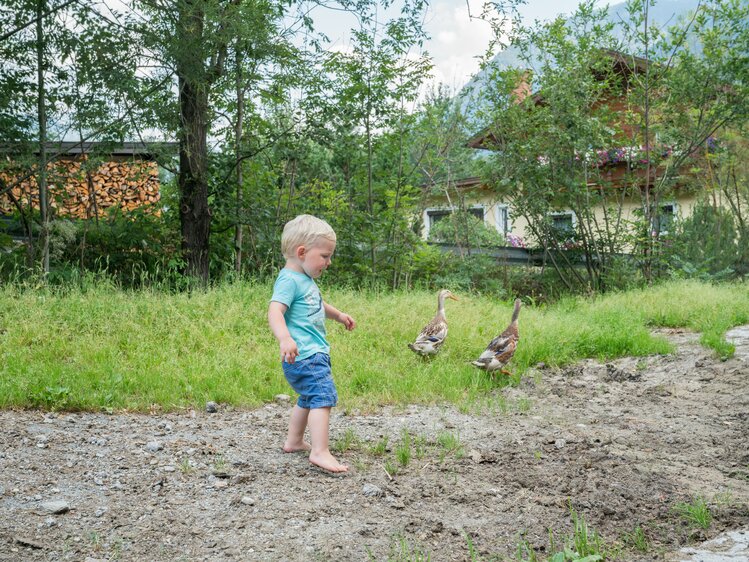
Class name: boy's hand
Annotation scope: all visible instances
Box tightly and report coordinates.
[279,337,299,364]
[338,312,356,331]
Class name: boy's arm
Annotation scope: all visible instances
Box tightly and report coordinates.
[324,301,356,331]
[268,301,299,363]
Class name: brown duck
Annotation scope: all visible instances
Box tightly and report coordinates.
[471,298,521,375]
[408,289,459,356]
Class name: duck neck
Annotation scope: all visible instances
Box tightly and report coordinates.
[511,300,521,322]
[437,294,447,317]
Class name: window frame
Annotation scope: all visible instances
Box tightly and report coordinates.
[494,204,511,236]
[422,205,487,239]
[652,201,678,235]
[547,210,577,235]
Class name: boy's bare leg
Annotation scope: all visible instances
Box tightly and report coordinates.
[283,404,312,453]
[308,407,348,473]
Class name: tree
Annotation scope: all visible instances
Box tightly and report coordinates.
[478,2,631,292]
[128,0,295,282]
[320,4,431,277]
[477,0,749,291]
[1,0,145,275]
[412,85,485,259]
[620,0,749,281]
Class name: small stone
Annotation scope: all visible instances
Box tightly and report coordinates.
[274,394,291,404]
[240,496,255,505]
[162,465,176,472]
[554,439,566,449]
[41,500,69,514]
[14,536,44,549]
[44,517,57,527]
[231,474,253,485]
[362,483,383,497]
[94,507,107,518]
[206,401,218,413]
[145,441,163,453]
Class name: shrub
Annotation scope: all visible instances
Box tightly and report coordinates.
[428,210,504,249]
[666,202,741,280]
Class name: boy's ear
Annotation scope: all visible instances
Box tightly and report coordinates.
[295,245,306,259]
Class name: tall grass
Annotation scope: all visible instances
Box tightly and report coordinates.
[0,279,747,411]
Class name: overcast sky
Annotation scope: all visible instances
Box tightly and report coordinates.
[310,0,605,91]
[424,0,601,87]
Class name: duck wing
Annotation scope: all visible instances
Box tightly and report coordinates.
[474,324,518,366]
[415,316,448,344]
[409,315,448,355]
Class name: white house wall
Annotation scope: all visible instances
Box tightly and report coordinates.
[422,190,700,248]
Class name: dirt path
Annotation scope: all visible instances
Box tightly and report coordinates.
[1,328,748,561]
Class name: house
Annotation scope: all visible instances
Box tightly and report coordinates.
[421,51,705,250]
[0,141,176,221]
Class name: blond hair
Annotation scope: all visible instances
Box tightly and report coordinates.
[281,214,337,258]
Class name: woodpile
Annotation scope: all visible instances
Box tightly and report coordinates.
[0,157,161,219]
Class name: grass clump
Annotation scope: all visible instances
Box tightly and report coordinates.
[675,496,713,529]
[622,526,649,553]
[332,428,360,454]
[514,508,609,562]
[395,429,412,467]
[368,436,389,457]
[178,457,194,474]
[390,535,431,561]
[437,431,464,461]
[384,459,399,478]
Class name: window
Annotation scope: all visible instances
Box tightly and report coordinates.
[549,211,576,236]
[653,202,677,234]
[423,206,485,238]
[495,205,509,235]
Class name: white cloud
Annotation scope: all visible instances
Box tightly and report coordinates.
[437,31,457,45]
[424,0,496,89]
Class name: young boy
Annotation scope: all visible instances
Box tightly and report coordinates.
[268,214,355,473]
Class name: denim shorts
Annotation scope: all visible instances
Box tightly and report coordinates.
[282,353,338,409]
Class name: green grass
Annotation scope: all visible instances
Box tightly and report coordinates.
[675,496,713,529]
[436,431,464,460]
[395,429,412,467]
[0,279,747,411]
[511,508,609,562]
[622,526,649,553]
[332,428,360,453]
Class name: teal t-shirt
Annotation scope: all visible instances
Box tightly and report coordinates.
[271,268,330,360]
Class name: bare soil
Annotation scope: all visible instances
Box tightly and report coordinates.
[1,328,748,561]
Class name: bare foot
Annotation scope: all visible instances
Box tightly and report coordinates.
[282,441,311,453]
[309,450,349,473]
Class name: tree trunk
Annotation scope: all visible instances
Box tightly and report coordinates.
[178,74,211,283]
[36,0,49,275]
[234,51,244,275]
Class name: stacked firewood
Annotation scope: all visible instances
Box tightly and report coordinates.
[0,158,161,219]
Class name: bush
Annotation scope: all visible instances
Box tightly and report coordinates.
[428,211,504,249]
[666,202,741,280]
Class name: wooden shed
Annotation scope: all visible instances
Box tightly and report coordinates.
[0,142,177,219]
